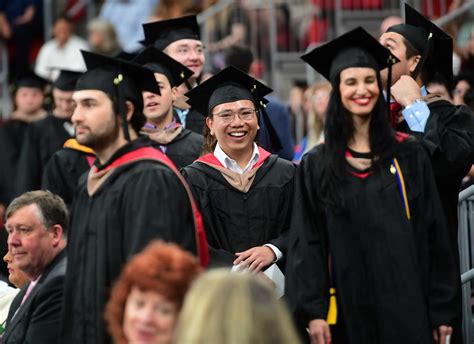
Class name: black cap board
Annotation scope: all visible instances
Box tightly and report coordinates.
[15,71,48,90]
[301,26,398,82]
[185,65,281,150]
[141,15,200,50]
[185,65,272,116]
[132,46,193,88]
[75,50,161,140]
[387,3,453,84]
[53,70,83,91]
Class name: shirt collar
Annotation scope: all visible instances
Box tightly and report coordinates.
[214,143,260,174]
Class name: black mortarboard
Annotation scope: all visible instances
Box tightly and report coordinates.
[141,15,201,50]
[15,72,48,90]
[53,70,83,91]
[132,46,193,87]
[76,50,161,140]
[185,66,272,116]
[185,65,281,150]
[387,3,453,85]
[301,26,398,82]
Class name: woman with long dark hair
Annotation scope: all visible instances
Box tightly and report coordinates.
[286,27,459,344]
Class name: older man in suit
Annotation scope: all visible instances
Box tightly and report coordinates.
[3,190,67,344]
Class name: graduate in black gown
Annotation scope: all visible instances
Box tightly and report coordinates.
[141,15,206,134]
[60,51,209,344]
[285,27,459,344]
[15,70,82,196]
[380,10,472,341]
[41,138,95,207]
[0,72,47,206]
[133,46,203,168]
[182,66,294,271]
[380,4,474,249]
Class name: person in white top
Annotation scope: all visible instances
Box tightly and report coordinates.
[34,16,88,80]
[0,251,29,329]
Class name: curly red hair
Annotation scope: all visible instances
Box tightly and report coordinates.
[105,240,202,344]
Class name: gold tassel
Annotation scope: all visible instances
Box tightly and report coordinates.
[327,288,337,325]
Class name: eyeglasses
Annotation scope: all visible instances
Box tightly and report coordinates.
[213,108,257,123]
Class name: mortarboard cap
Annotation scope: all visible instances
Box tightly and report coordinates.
[141,15,201,50]
[53,69,83,91]
[387,3,453,84]
[14,71,48,90]
[185,66,281,151]
[132,46,194,88]
[76,50,161,140]
[301,26,398,82]
[185,65,272,116]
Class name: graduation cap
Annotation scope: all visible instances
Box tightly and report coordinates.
[185,65,281,150]
[387,3,453,85]
[76,50,161,140]
[53,69,83,91]
[141,15,201,50]
[301,26,398,115]
[132,46,194,87]
[301,26,398,82]
[14,71,48,90]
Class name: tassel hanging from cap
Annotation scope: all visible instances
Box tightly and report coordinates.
[258,100,282,152]
[114,73,131,141]
[411,32,433,82]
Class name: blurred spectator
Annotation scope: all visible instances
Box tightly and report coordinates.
[105,241,201,344]
[0,0,43,80]
[288,80,308,144]
[86,18,121,56]
[151,0,195,21]
[100,0,158,53]
[427,74,453,101]
[453,72,474,105]
[294,81,331,162]
[0,251,29,326]
[174,269,301,344]
[0,73,47,210]
[34,16,88,80]
[224,44,294,160]
[379,15,402,36]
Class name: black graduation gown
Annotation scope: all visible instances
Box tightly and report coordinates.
[0,119,29,205]
[149,128,203,168]
[182,151,295,267]
[174,107,206,135]
[396,96,474,246]
[61,138,199,344]
[41,147,93,207]
[15,115,72,195]
[285,143,460,344]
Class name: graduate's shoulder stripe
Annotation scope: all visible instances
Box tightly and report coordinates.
[91,146,210,267]
[195,146,272,168]
[63,138,95,155]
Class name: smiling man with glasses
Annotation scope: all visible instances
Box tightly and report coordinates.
[182,66,295,275]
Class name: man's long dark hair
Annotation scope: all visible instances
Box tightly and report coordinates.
[320,70,397,207]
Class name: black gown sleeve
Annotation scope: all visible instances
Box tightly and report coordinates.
[422,101,474,175]
[413,147,460,327]
[15,124,42,195]
[122,165,197,258]
[180,166,236,266]
[285,150,330,327]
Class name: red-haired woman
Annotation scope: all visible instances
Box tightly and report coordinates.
[105,241,201,344]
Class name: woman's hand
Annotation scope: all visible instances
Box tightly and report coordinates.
[308,319,331,344]
[432,325,452,344]
[233,246,276,272]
